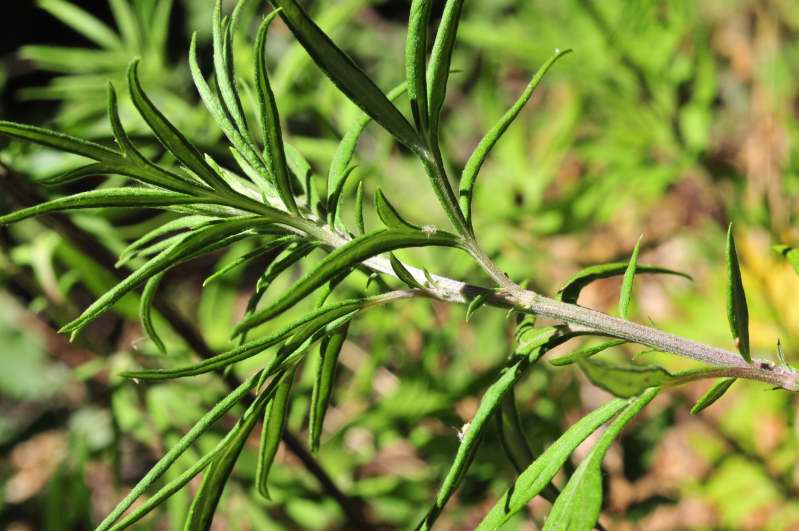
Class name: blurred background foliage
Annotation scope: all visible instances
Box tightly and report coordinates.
[1,0,799,529]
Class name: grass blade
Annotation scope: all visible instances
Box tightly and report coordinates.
[726,223,751,362]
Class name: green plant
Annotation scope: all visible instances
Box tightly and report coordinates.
[1,1,797,529]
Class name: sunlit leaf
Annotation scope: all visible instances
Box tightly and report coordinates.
[558,262,690,304]
[690,377,736,415]
[619,235,642,320]
[726,223,750,362]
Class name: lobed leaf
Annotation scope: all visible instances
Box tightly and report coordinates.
[558,262,691,304]
[726,223,750,362]
[268,0,423,151]
[476,397,629,530]
[542,388,659,531]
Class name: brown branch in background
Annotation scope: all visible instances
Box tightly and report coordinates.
[0,162,374,530]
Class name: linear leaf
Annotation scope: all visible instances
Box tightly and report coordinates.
[375,189,420,231]
[354,180,366,234]
[417,328,562,531]
[140,271,166,355]
[542,388,659,531]
[427,0,463,140]
[465,293,488,322]
[204,236,295,287]
[184,386,270,530]
[108,0,140,51]
[118,215,215,266]
[95,372,260,531]
[495,387,533,473]
[38,163,115,186]
[128,60,231,192]
[406,0,432,132]
[726,223,751,362]
[578,358,721,398]
[558,262,691,304]
[619,235,642,319]
[550,339,627,366]
[0,120,120,163]
[475,397,629,530]
[38,0,123,50]
[268,0,423,151]
[459,49,571,226]
[61,217,271,335]
[213,0,250,142]
[309,323,349,453]
[255,11,299,213]
[235,228,463,334]
[0,188,203,225]
[327,166,359,228]
[123,298,367,380]
[390,254,423,289]
[690,378,736,415]
[256,369,294,499]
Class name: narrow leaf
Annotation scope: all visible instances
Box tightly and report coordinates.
[726,223,751,362]
[465,293,488,322]
[558,262,691,304]
[256,11,299,213]
[235,229,464,334]
[690,378,736,415]
[406,0,432,132]
[38,0,123,50]
[550,339,627,367]
[256,369,294,499]
[0,120,120,163]
[619,235,642,320]
[475,397,629,531]
[459,49,571,225]
[427,0,463,140]
[140,272,166,354]
[578,358,722,398]
[0,189,202,225]
[213,0,250,142]
[354,180,366,235]
[542,388,659,531]
[309,323,349,452]
[268,0,423,150]
[95,372,260,531]
[390,254,423,289]
[375,189,420,231]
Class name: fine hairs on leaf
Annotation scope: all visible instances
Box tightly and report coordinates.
[3,1,799,529]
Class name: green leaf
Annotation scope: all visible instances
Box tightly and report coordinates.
[773,244,799,276]
[38,163,116,186]
[0,120,120,163]
[309,323,349,452]
[328,82,407,199]
[417,328,563,530]
[459,48,571,226]
[477,399,629,530]
[203,236,295,287]
[123,298,368,380]
[184,383,273,530]
[726,223,751,362]
[61,217,272,336]
[128,59,231,192]
[118,215,216,267]
[235,228,464,334]
[268,0,423,151]
[690,378,736,415]
[495,387,533,473]
[38,0,123,50]
[109,0,140,51]
[256,369,294,499]
[550,339,627,367]
[95,372,261,531]
[390,253,423,289]
[542,388,659,531]
[427,0,463,140]
[0,188,203,225]
[558,262,691,304]
[619,235,642,320]
[577,358,721,398]
[375,189,420,231]
[354,180,366,235]
[255,11,299,213]
[327,166,359,228]
[212,0,250,144]
[406,0,432,132]
[465,292,488,322]
[140,271,166,354]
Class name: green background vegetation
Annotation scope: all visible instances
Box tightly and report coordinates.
[1,0,798,529]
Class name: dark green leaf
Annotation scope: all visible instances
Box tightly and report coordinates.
[256,369,294,499]
[354,180,366,235]
[542,388,659,531]
[577,358,721,398]
[726,223,750,362]
[309,323,348,452]
[427,0,463,140]
[690,378,736,415]
[235,228,463,334]
[406,0,432,132]
[390,253,423,289]
[268,0,422,151]
[375,188,420,231]
[475,397,629,530]
[558,262,691,304]
[140,271,166,355]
